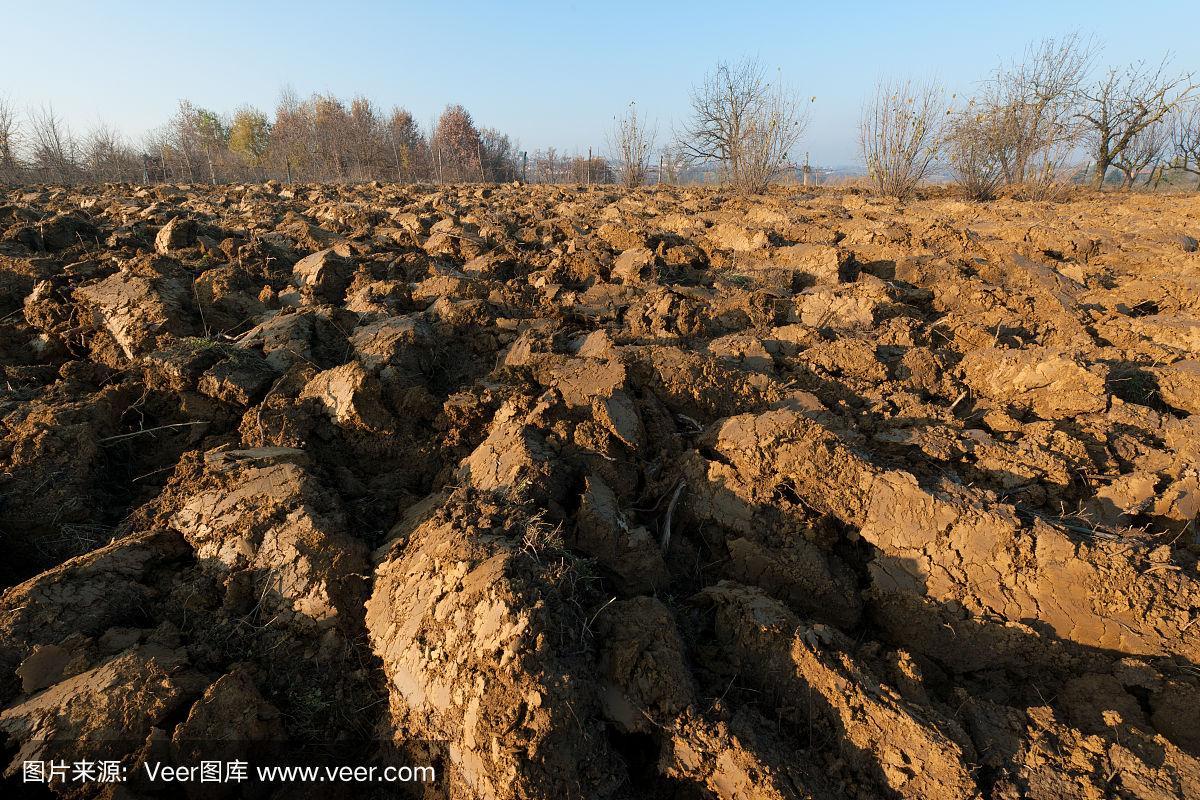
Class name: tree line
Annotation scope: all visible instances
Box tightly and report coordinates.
[862,34,1200,200]
[0,92,549,185]
[1,34,1198,197]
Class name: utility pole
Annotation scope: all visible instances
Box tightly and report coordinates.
[587,147,592,185]
[522,151,527,183]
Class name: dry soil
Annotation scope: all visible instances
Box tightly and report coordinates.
[1,182,1199,799]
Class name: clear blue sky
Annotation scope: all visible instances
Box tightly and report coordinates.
[3,0,1195,166]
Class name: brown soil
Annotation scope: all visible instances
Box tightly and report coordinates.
[1,182,1199,799]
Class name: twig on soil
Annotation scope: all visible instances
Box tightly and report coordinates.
[1014,504,1144,543]
[193,277,210,337]
[97,421,209,444]
[353,696,388,713]
[131,464,177,483]
[711,671,740,712]
[582,596,616,641]
[660,480,686,555]
[216,314,258,338]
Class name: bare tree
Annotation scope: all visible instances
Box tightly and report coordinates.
[1078,59,1196,188]
[27,104,79,183]
[257,90,436,183]
[268,86,313,181]
[567,153,612,184]
[658,145,689,185]
[0,95,21,182]
[479,127,518,181]
[980,34,1094,186]
[385,108,429,182]
[172,101,200,181]
[81,122,139,183]
[859,78,945,200]
[944,105,1006,200]
[431,104,483,182]
[344,96,385,181]
[532,147,561,183]
[1113,118,1169,189]
[607,102,656,187]
[679,58,808,193]
[1171,100,1200,188]
[311,95,351,181]
[194,107,230,184]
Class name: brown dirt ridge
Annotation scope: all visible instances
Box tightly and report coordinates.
[1,181,1199,799]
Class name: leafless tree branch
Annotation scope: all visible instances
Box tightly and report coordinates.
[859,77,945,201]
[678,58,808,194]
